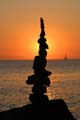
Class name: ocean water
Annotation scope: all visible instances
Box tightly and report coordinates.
[0,60,80,119]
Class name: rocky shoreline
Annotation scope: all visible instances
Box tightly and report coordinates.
[0,99,76,120]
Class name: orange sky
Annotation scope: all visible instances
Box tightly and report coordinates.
[0,0,80,60]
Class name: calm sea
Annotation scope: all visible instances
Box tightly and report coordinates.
[0,60,80,119]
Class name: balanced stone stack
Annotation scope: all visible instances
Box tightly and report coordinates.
[26,18,52,104]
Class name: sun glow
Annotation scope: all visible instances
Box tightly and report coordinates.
[33,41,39,54]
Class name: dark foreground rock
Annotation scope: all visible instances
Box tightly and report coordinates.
[0,99,76,120]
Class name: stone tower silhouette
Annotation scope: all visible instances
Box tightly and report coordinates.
[26,17,52,104]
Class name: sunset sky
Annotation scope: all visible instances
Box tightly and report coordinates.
[0,0,80,60]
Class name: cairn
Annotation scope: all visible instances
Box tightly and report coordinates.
[26,17,52,104]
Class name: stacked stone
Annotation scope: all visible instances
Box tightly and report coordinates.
[26,18,52,104]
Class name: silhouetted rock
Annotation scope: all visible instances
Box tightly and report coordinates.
[29,93,49,104]
[33,56,47,71]
[26,74,50,86]
[39,49,47,57]
[0,99,76,120]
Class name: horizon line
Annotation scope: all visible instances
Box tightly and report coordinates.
[0,58,80,61]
